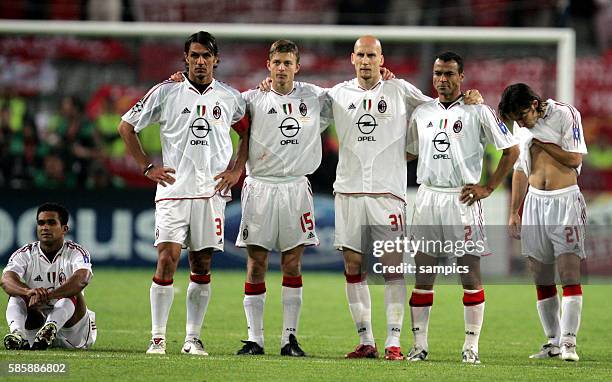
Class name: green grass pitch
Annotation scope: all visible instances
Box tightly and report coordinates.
[0,269,611,381]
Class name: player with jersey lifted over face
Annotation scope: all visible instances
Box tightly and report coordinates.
[2,203,97,351]
[233,40,332,357]
[405,52,518,364]
[499,83,588,362]
[328,35,433,360]
[118,31,247,355]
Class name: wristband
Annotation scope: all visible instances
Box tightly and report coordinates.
[143,163,154,176]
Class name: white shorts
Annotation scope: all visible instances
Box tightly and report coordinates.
[155,196,226,251]
[409,185,489,257]
[521,185,587,264]
[334,193,406,254]
[236,176,318,252]
[25,309,97,349]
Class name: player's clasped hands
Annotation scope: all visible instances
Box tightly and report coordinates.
[459,184,492,206]
[27,287,49,308]
[146,166,176,187]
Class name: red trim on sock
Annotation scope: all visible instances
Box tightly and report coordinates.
[463,289,485,306]
[190,273,211,284]
[152,277,173,286]
[409,291,434,307]
[245,282,266,295]
[282,275,303,288]
[562,284,582,296]
[344,272,363,283]
[536,285,557,300]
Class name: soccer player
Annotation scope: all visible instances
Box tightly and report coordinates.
[2,203,97,350]
[230,40,332,357]
[499,83,588,362]
[328,35,433,360]
[118,31,247,355]
[405,52,519,364]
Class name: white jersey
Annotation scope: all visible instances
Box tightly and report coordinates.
[122,77,246,201]
[243,82,332,179]
[3,240,93,308]
[514,99,588,176]
[329,78,431,201]
[407,97,517,188]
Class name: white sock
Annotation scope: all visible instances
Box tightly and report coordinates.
[345,276,374,346]
[560,286,583,347]
[463,289,485,353]
[384,278,406,348]
[281,286,302,347]
[6,297,27,334]
[46,298,76,329]
[537,296,561,346]
[409,289,434,351]
[244,283,266,347]
[150,280,174,339]
[185,279,211,341]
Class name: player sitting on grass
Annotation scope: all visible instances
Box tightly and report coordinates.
[2,202,97,350]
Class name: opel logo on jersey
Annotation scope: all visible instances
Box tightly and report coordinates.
[433,132,450,152]
[279,117,301,138]
[453,120,462,133]
[191,117,211,138]
[213,105,222,119]
[299,102,307,116]
[356,114,377,135]
[378,99,387,113]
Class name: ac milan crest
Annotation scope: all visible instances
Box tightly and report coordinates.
[453,120,462,133]
[299,102,307,116]
[213,105,222,119]
[378,99,387,113]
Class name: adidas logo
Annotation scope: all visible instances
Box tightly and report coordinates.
[218,238,223,244]
[427,121,433,128]
[34,275,43,282]
[181,107,191,114]
[348,103,356,110]
[307,232,315,239]
[268,108,277,114]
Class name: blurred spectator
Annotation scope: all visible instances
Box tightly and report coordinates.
[32,150,76,189]
[87,0,122,21]
[47,96,103,184]
[86,159,125,189]
[595,0,612,52]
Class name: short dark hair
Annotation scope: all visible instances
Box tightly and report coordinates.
[268,40,300,63]
[498,83,544,119]
[37,202,69,225]
[184,31,219,56]
[435,51,463,73]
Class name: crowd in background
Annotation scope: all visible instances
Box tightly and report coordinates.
[0,0,611,191]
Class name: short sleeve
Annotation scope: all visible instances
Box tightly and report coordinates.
[121,83,166,133]
[68,244,93,274]
[3,248,29,279]
[559,105,588,154]
[231,92,247,125]
[319,91,334,132]
[479,105,518,150]
[406,112,419,155]
[398,79,432,110]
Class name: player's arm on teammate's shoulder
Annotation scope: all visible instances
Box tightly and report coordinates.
[464,89,484,105]
[214,116,250,193]
[508,170,528,239]
[531,139,582,169]
[47,269,92,300]
[170,71,185,82]
[118,120,176,187]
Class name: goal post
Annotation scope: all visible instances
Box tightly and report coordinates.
[0,20,575,102]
